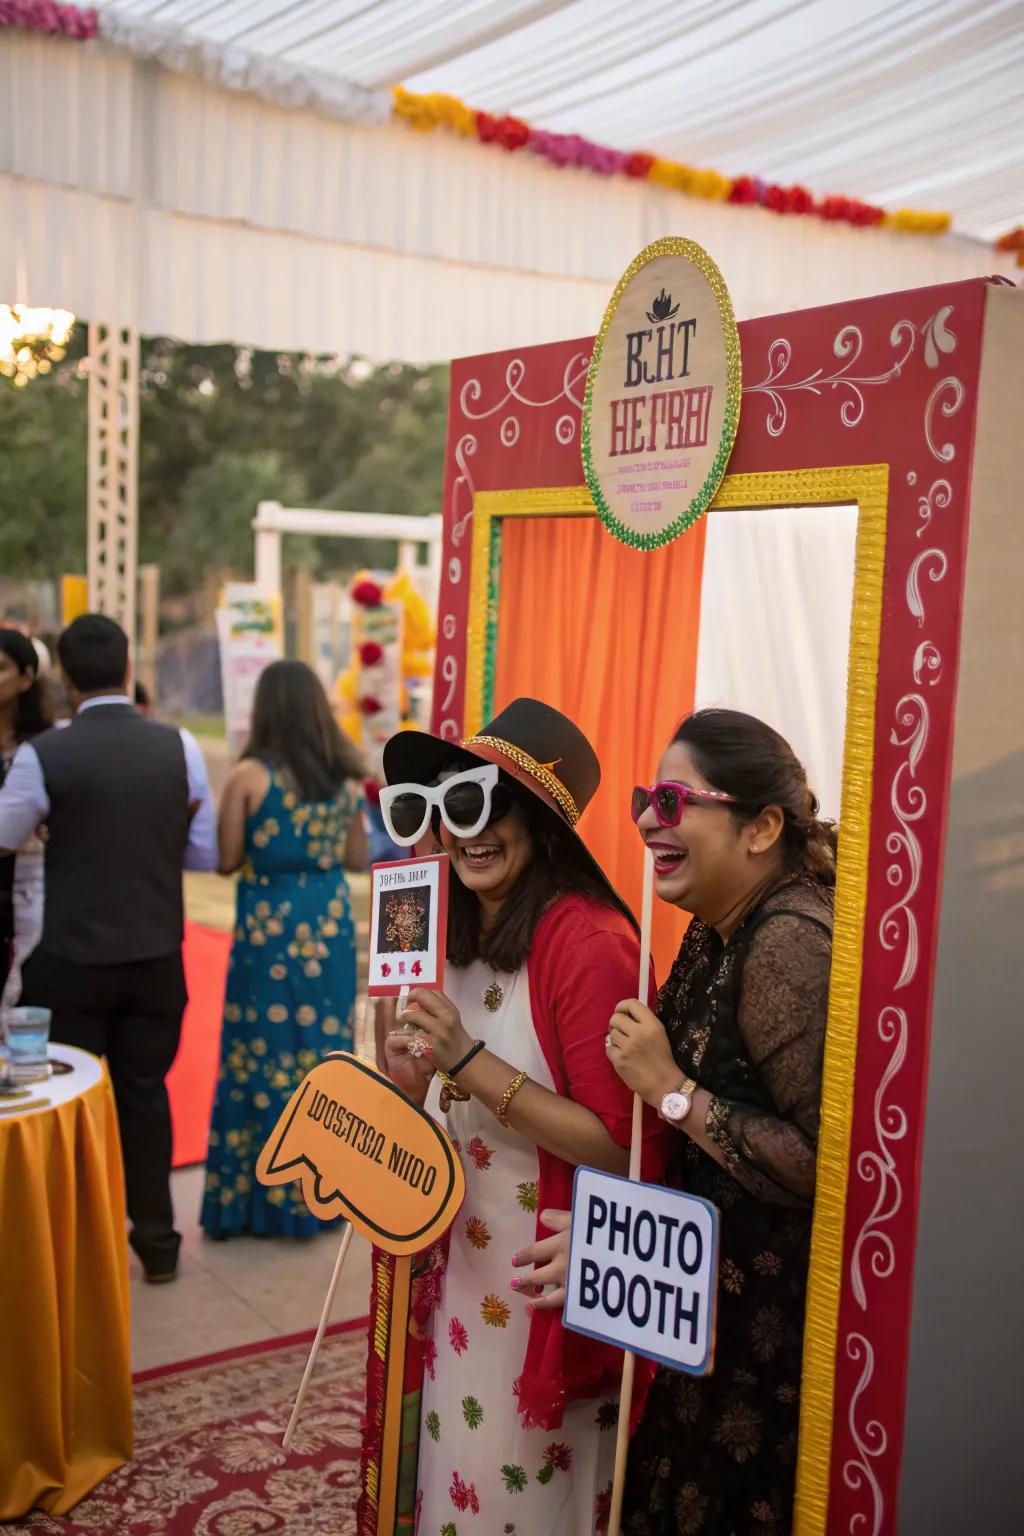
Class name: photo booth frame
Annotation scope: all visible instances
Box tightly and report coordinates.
[426,276,1004,1535]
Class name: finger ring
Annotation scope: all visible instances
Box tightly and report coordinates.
[604,1033,612,1049]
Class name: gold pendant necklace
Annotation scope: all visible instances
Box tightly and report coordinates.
[483,976,504,1013]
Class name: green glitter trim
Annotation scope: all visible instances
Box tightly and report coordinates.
[483,515,503,721]
[581,236,742,552]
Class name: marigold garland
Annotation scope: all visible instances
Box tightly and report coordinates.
[390,84,953,238]
[995,226,1024,267]
[0,8,962,243]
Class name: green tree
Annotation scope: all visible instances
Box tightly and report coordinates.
[0,326,449,597]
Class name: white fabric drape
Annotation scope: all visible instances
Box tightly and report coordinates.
[693,504,859,822]
[0,34,1015,360]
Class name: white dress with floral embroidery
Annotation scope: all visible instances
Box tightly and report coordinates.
[416,958,616,1536]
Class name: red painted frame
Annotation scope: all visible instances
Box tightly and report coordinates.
[431,276,999,1533]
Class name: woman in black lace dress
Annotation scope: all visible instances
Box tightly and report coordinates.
[517,708,836,1535]
[610,709,836,1535]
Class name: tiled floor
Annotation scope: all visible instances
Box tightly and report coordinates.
[131,1164,373,1372]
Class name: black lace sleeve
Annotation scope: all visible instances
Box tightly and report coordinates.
[705,912,830,1207]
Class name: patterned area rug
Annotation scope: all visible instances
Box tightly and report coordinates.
[7,1319,368,1535]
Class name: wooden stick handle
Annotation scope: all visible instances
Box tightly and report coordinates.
[608,846,655,1533]
[282,1221,353,1450]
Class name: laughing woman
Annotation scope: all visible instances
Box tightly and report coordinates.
[518,709,836,1536]
[359,699,669,1536]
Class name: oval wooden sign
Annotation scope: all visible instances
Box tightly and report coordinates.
[582,237,741,550]
[255,1052,465,1255]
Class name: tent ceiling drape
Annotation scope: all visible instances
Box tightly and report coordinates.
[1,17,1018,361]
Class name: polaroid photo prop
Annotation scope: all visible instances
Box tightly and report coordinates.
[563,1166,719,1375]
[368,854,449,996]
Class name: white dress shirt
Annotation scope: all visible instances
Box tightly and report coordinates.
[0,695,218,871]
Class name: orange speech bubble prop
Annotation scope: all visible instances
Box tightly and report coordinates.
[255,1053,464,1255]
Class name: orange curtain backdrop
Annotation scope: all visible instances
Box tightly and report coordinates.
[493,514,707,982]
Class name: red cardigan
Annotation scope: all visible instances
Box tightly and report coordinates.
[515,893,673,1429]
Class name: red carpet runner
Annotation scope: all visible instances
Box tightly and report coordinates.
[14,1319,368,1533]
[168,921,232,1168]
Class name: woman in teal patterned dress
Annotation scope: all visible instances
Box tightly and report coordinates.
[201,661,367,1239]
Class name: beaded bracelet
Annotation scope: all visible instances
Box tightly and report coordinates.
[495,1069,528,1128]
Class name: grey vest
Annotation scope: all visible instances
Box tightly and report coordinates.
[33,704,190,965]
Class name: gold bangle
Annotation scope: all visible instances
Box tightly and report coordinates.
[495,1070,528,1127]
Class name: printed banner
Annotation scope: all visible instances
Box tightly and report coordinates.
[215,582,284,755]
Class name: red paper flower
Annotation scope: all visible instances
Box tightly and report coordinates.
[351,578,383,607]
[477,110,530,151]
[763,182,814,215]
[624,151,655,179]
[359,696,383,716]
[728,175,760,205]
[359,640,384,666]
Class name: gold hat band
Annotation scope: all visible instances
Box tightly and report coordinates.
[461,735,581,826]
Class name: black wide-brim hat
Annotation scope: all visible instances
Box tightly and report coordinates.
[383,697,637,929]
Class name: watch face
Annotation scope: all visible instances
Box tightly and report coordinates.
[661,1090,692,1122]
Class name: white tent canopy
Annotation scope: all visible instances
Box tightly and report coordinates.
[0,2,1019,361]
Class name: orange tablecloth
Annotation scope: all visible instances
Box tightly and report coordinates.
[0,1047,132,1518]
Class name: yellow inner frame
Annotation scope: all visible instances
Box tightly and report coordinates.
[464,466,889,1535]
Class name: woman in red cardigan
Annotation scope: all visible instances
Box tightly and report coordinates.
[358,699,668,1536]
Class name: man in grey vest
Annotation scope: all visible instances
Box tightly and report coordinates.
[0,615,217,1282]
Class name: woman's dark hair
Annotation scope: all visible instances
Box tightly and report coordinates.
[243,659,365,803]
[673,708,837,885]
[443,755,635,972]
[0,629,51,742]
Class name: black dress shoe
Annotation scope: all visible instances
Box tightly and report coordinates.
[142,1265,178,1285]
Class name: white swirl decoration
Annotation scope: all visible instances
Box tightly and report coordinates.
[924,377,965,462]
[880,694,928,989]
[851,1008,909,1309]
[915,479,951,538]
[912,641,942,686]
[843,1334,887,1536]
[438,654,459,715]
[906,549,948,627]
[458,353,589,448]
[744,320,916,437]
[450,435,477,547]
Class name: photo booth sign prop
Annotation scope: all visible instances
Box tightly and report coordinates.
[255,1051,464,1254]
[367,854,449,996]
[564,1167,719,1374]
[257,1052,465,1462]
[582,237,741,551]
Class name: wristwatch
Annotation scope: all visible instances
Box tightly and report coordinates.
[659,1076,698,1124]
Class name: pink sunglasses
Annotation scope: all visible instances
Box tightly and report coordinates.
[631,780,738,828]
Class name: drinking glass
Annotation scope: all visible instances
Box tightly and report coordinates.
[2,1007,52,1084]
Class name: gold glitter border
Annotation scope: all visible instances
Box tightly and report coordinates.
[465,467,889,1533]
[581,237,742,551]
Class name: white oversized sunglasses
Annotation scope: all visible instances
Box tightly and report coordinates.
[380,762,515,847]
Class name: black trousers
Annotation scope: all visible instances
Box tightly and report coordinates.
[21,948,187,1273]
